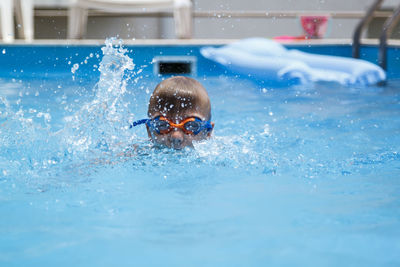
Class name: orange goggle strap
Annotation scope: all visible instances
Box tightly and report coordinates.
[158,117,195,134]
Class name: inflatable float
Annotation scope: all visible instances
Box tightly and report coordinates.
[200,38,386,87]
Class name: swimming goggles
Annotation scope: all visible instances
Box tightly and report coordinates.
[130,116,213,135]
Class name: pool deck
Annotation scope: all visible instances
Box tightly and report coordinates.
[1,38,400,47]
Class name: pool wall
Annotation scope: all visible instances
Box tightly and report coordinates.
[0,43,399,80]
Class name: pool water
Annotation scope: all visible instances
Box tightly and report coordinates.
[0,40,400,266]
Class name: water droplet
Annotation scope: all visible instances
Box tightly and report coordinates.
[71,63,79,74]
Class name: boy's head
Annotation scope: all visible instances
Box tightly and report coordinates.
[146,76,213,149]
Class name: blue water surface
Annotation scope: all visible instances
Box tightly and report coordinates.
[0,40,400,266]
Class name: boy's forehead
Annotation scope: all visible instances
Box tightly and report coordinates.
[152,93,193,109]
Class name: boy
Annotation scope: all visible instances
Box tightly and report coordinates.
[131,76,214,149]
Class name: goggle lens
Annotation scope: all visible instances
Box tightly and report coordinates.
[152,120,170,132]
[183,120,202,133]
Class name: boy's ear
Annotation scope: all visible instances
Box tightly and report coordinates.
[207,122,215,137]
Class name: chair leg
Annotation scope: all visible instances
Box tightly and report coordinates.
[0,0,14,43]
[68,5,88,39]
[173,0,192,39]
[15,0,34,41]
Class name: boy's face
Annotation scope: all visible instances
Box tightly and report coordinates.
[147,107,212,150]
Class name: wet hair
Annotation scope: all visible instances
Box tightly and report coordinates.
[148,76,211,120]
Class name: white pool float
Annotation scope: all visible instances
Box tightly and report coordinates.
[200,38,386,86]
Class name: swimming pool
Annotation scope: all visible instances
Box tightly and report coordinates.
[0,39,400,266]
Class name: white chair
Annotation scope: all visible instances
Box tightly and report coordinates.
[68,0,192,39]
[0,0,14,43]
[14,0,34,42]
[14,0,71,42]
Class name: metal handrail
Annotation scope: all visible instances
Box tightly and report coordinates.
[379,4,400,70]
[352,0,384,59]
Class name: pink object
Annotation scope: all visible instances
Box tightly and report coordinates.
[274,15,329,41]
[273,35,306,41]
[300,15,329,39]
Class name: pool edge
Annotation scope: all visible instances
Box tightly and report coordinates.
[1,38,400,47]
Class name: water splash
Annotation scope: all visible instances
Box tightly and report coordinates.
[0,97,62,179]
[0,38,137,180]
[118,131,279,177]
[63,38,135,157]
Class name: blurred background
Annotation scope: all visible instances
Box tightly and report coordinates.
[4,0,400,40]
